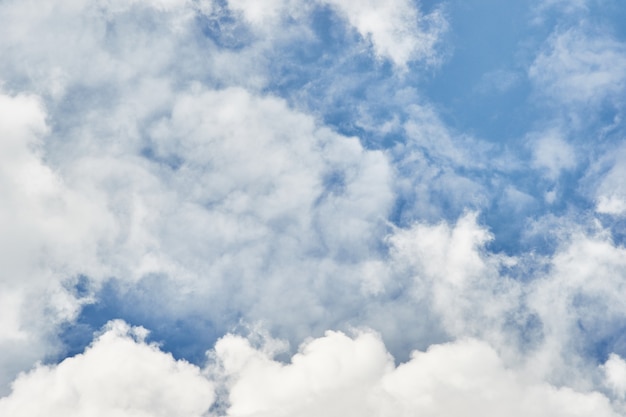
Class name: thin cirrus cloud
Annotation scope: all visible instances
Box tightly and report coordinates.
[1,0,626,416]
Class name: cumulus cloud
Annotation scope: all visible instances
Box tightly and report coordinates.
[211,330,620,417]
[104,85,395,342]
[0,0,404,383]
[0,320,214,417]
[387,213,517,341]
[5,322,624,417]
[604,353,626,402]
[385,209,626,391]
[0,91,115,391]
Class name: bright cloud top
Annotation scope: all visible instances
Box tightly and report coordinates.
[0,321,215,417]
[2,324,624,417]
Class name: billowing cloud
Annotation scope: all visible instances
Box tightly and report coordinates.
[211,330,620,417]
[4,322,623,417]
[0,321,214,417]
[0,90,115,391]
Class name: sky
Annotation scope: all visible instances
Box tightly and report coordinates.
[1,0,626,415]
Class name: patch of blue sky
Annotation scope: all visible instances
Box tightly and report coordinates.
[57,277,223,366]
[421,1,538,143]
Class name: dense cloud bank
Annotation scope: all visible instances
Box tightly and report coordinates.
[2,323,624,417]
[1,0,626,415]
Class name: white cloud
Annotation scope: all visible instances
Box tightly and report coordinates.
[2,1,626,415]
[385,212,626,392]
[0,0,401,368]
[528,128,577,180]
[226,0,299,26]
[5,322,622,417]
[323,0,447,68]
[0,0,274,99]
[597,195,626,216]
[387,213,521,345]
[211,330,620,417]
[592,145,626,216]
[526,230,626,385]
[603,353,626,401]
[0,0,415,388]
[0,91,116,392]
[122,85,395,340]
[221,0,447,68]
[0,320,215,417]
[529,27,626,106]
[0,73,397,382]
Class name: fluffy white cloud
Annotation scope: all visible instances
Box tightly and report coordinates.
[211,330,620,417]
[84,85,396,335]
[596,195,626,216]
[0,0,406,389]
[0,0,276,100]
[383,210,626,393]
[4,322,622,417]
[0,59,397,384]
[386,213,521,347]
[0,320,214,417]
[603,353,626,401]
[0,91,116,392]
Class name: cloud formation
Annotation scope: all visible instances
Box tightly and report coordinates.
[0,321,214,417]
[1,0,626,415]
[213,332,620,417]
[3,324,623,417]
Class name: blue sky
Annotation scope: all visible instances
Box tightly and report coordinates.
[1,0,626,416]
